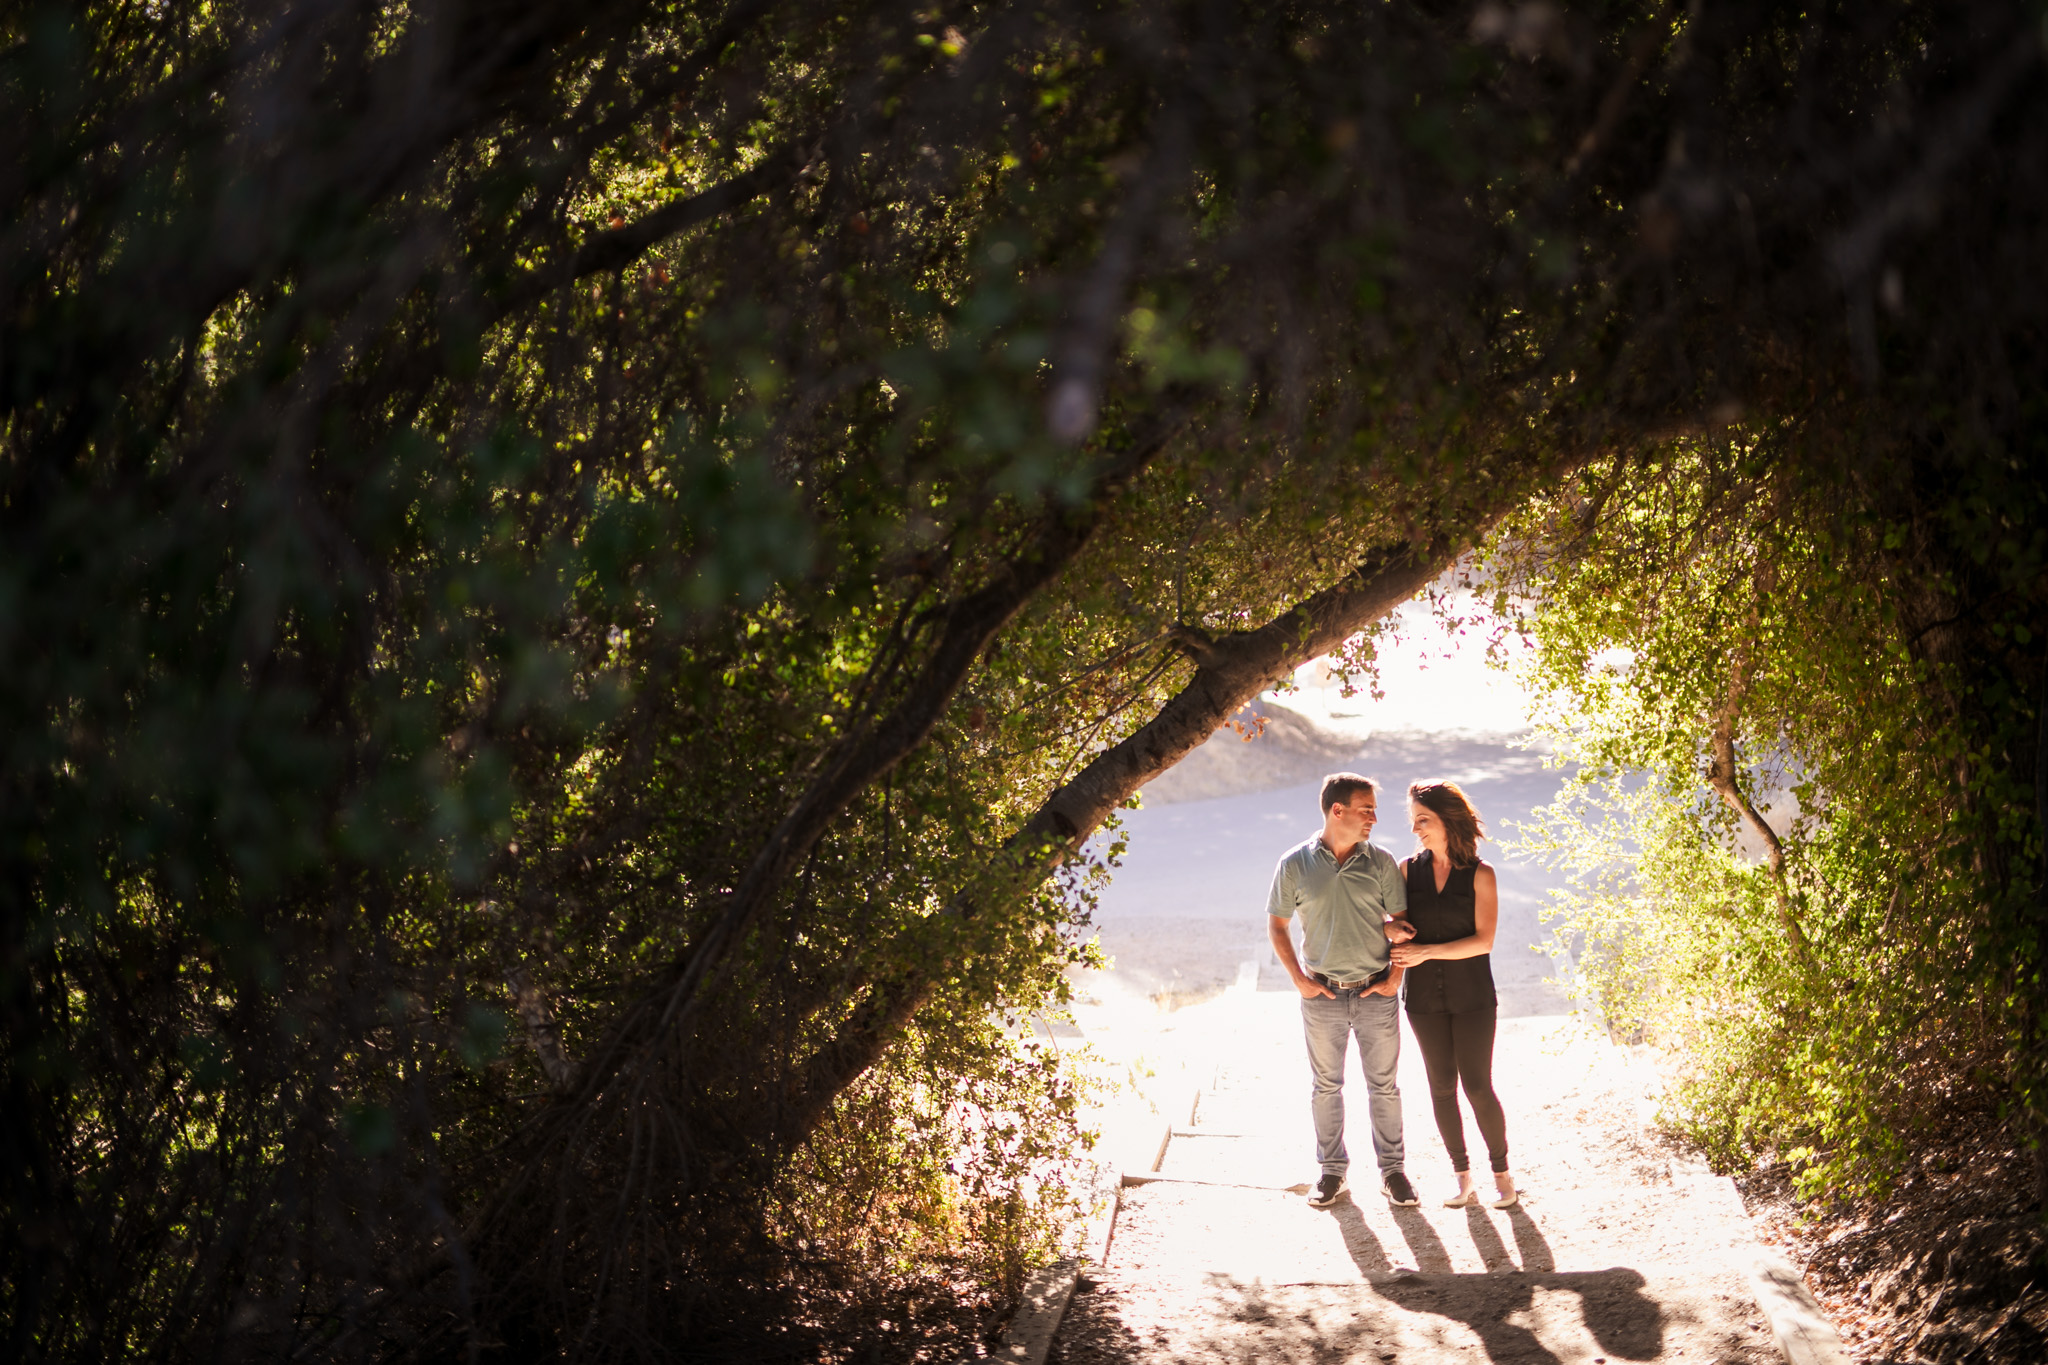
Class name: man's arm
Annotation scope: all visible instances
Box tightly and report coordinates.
[1386,860,1417,943]
[1265,851,1334,1000]
[1269,914,1334,999]
[1366,850,1409,995]
[1390,864,1499,966]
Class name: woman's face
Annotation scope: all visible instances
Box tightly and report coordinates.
[1410,803,1447,854]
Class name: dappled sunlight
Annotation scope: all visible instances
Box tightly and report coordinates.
[1059,1266,1763,1365]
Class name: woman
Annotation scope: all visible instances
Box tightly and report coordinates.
[1389,780,1517,1209]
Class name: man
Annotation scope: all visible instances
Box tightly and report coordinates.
[1267,772,1419,1209]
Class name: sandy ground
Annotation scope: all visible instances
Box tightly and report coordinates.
[1056,992,1787,1364]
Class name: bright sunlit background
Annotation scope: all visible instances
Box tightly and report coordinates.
[1067,581,1580,1177]
[1072,580,1575,1050]
[1270,593,1541,736]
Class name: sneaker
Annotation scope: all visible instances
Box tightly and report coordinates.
[1382,1172,1420,1206]
[1307,1172,1349,1208]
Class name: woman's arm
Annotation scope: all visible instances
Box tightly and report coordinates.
[1389,865,1498,965]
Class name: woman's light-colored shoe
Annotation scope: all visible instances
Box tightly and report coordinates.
[1487,1186,1519,1209]
[1444,1186,1479,1208]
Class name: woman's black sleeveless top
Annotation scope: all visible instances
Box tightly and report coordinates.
[1402,849,1497,1015]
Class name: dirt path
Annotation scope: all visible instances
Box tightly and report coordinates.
[1058,989,1791,1364]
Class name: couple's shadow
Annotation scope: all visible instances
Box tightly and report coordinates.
[1323,1196,1661,1363]
[1329,1194,1554,1275]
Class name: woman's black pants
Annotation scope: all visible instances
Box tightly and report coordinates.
[1406,1008,1509,1174]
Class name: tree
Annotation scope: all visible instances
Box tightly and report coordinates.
[6,0,2046,1357]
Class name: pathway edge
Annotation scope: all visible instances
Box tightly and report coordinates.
[988,1157,1123,1364]
[1749,1251,1852,1365]
[997,1258,1080,1365]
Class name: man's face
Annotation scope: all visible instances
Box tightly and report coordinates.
[1329,791,1377,842]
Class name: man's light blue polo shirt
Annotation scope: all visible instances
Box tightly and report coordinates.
[1266,835,1408,982]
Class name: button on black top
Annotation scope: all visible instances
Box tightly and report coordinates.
[1401,849,1497,1015]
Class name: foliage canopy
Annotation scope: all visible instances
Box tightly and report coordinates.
[5,0,2046,1358]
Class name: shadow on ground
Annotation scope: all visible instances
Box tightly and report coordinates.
[1190,1266,1666,1364]
[1325,1197,1559,1280]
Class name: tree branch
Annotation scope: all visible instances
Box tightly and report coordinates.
[1045,105,1191,440]
[522,414,1190,1141]
[1704,661,1814,962]
[1563,21,1665,179]
[493,149,806,317]
[770,527,1490,1143]
[1827,33,2042,287]
[505,966,576,1094]
[655,439,1182,1028]
[1020,533,1471,853]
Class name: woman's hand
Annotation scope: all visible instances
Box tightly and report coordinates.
[1389,942,1432,968]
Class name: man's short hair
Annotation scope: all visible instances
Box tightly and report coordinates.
[1320,772,1378,815]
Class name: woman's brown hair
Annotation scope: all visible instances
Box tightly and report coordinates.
[1408,780,1485,868]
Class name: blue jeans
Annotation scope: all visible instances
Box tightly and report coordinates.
[1301,987,1405,1178]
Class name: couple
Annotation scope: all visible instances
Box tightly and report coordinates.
[1265,772,1515,1211]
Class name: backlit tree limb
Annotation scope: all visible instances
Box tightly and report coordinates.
[1704,654,1815,963]
[772,520,1506,1145]
[501,415,1190,1142]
